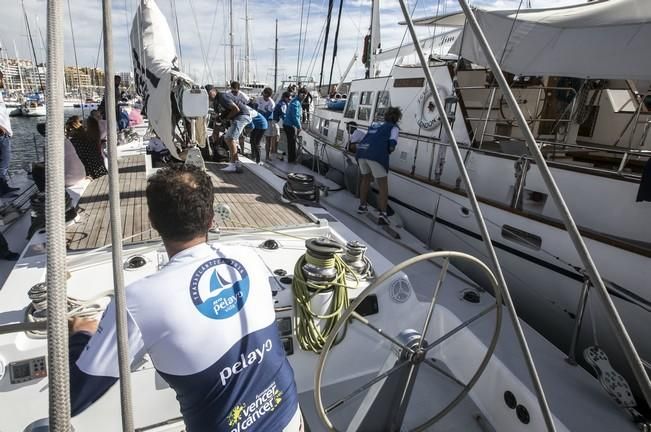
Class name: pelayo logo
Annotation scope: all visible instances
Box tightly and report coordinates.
[189,258,250,319]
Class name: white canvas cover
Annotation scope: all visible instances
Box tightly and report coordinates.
[130,0,187,159]
[450,0,651,80]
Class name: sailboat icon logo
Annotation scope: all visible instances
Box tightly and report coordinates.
[189,258,251,320]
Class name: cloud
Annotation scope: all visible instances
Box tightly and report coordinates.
[1,0,585,89]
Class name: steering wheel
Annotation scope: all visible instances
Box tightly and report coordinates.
[313,251,503,431]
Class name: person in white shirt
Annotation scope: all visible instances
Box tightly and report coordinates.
[226,81,249,106]
[256,87,278,161]
[0,72,19,195]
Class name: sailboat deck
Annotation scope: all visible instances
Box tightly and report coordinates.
[65,155,309,251]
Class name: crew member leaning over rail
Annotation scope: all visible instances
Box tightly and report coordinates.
[355,106,403,226]
[68,165,303,432]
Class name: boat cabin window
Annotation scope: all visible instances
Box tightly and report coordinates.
[344,92,359,119]
[321,119,330,137]
[357,91,374,121]
[374,91,391,121]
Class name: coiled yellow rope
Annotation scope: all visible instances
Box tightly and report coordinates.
[292,252,359,353]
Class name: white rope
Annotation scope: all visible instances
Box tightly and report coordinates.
[45,0,71,428]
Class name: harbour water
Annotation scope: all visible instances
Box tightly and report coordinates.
[7,108,86,176]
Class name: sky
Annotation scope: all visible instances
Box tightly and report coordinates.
[1,0,586,87]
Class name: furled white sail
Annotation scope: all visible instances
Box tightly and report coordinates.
[130,0,191,159]
[450,0,651,80]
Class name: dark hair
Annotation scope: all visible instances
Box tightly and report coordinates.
[384,106,402,124]
[282,91,291,100]
[86,116,101,147]
[146,165,214,242]
[262,87,273,96]
[230,81,240,90]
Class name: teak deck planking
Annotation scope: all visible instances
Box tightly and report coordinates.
[66,156,309,251]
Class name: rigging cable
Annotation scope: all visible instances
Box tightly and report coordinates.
[66,0,85,118]
[298,0,313,78]
[305,17,328,82]
[202,0,222,83]
[296,0,306,81]
[187,0,214,83]
[326,0,344,93]
[498,0,525,66]
[21,0,45,92]
[170,0,184,69]
[318,0,335,90]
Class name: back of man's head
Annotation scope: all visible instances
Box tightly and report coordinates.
[282,91,291,100]
[230,81,240,91]
[146,165,214,242]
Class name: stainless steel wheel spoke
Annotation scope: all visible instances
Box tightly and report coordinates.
[351,311,415,355]
[423,358,466,388]
[325,359,410,413]
[424,304,497,353]
[418,258,449,349]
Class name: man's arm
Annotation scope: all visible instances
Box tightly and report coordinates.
[225,101,240,120]
[388,126,399,153]
[69,301,145,416]
[69,319,117,416]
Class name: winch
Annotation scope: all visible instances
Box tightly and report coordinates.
[282,172,319,205]
[292,237,363,353]
[301,238,343,284]
[341,240,373,277]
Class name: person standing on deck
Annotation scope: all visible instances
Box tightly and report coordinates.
[284,93,303,164]
[227,81,249,106]
[257,88,277,162]
[355,106,402,225]
[98,75,122,123]
[0,72,19,196]
[214,89,253,173]
[272,92,292,161]
[68,165,303,432]
[0,73,19,260]
[298,87,312,124]
[247,108,268,164]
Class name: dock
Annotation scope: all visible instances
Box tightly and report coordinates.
[65,155,309,251]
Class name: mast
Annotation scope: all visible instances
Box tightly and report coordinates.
[12,41,25,94]
[228,0,234,82]
[22,0,44,92]
[244,0,250,85]
[274,19,278,91]
[368,0,381,78]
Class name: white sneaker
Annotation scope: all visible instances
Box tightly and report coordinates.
[221,163,237,172]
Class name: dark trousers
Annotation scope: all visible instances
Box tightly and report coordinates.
[283,125,297,163]
[249,128,265,163]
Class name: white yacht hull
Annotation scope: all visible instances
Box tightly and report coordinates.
[299,132,651,380]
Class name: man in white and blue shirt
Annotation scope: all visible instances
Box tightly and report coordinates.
[69,165,302,431]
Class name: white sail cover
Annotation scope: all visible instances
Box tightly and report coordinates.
[130,0,182,158]
[450,0,651,80]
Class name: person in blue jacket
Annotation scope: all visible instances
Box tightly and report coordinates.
[272,92,291,161]
[355,106,402,225]
[283,93,303,163]
[247,108,268,164]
